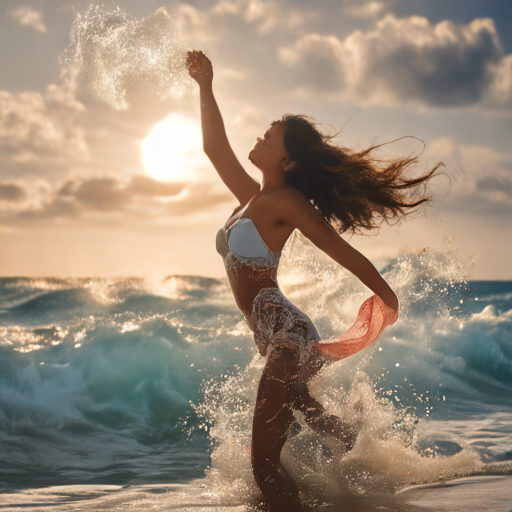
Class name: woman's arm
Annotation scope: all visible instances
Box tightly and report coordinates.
[186,51,260,205]
[279,189,399,312]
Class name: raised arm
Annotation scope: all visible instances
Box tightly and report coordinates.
[186,51,260,205]
[279,189,399,314]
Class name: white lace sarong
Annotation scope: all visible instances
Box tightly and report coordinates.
[251,288,399,364]
[251,287,320,365]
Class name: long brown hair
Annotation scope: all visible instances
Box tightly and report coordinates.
[282,114,445,235]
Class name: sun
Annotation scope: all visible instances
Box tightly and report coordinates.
[141,114,205,182]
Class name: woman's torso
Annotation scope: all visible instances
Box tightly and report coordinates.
[216,190,294,331]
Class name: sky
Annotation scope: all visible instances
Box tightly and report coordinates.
[0,0,511,280]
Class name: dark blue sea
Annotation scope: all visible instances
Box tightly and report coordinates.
[1,238,511,510]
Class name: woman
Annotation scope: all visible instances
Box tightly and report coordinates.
[186,50,441,511]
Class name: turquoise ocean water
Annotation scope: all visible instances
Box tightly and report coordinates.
[1,239,511,507]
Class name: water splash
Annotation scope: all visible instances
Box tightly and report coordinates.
[60,5,188,110]
[191,365,480,507]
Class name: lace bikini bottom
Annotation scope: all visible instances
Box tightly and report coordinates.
[251,287,321,365]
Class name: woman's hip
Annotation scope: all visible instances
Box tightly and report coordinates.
[250,287,320,364]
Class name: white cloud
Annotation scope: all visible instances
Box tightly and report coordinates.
[344,0,388,18]
[178,0,313,48]
[278,34,346,91]
[485,54,512,109]
[426,138,512,216]
[231,103,265,136]
[9,7,46,33]
[278,15,512,110]
[178,4,221,46]
[212,0,310,33]
[0,90,88,177]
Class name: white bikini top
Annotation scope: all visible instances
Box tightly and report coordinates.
[216,195,281,267]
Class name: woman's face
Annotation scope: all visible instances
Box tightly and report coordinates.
[248,120,290,171]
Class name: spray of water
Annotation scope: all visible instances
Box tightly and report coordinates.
[60,5,189,110]
[190,362,480,507]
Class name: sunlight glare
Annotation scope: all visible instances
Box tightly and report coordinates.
[142,114,205,182]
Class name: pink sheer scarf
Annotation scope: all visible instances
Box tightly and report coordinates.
[318,294,399,360]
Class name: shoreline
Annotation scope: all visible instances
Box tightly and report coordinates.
[1,474,511,512]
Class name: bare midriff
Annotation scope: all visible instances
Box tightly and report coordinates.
[224,254,279,332]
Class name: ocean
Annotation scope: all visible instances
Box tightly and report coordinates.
[1,236,511,511]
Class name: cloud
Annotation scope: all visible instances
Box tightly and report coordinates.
[426,138,512,217]
[212,0,310,33]
[38,175,186,218]
[9,7,46,33]
[59,177,138,212]
[0,183,26,202]
[0,176,233,224]
[178,0,313,49]
[178,4,219,45]
[278,15,512,110]
[56,175,186,212]
[0,89,88,178]
[485,54,512,109]
[164,182,234,215]
[0,179,51,217]
[127,175,185,197]
[476,175,512,196]
[278,34,346,92]
[343,0,388,18]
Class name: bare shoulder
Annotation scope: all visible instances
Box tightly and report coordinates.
[261,186,317,230]
[267,186,307,205]
[272,186,337,234]
[273,186,314,214]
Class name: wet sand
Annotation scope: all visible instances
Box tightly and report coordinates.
[1,475,511,512]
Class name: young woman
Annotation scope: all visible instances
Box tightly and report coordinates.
[186,50,441,511]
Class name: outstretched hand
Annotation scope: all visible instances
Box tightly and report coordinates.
[186,50,213,87]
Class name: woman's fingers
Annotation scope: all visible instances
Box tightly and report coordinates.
[185,50,213,85]
[186,52,201,75]
[186,51,199,65]
[186,50,204,60]
[186,51,204,70]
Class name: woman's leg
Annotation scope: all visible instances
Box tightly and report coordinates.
[251,346,306,512]
[293,384,357,450]
[294,347,357,450]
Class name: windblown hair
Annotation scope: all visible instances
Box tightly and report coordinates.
[281,114,445,235]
